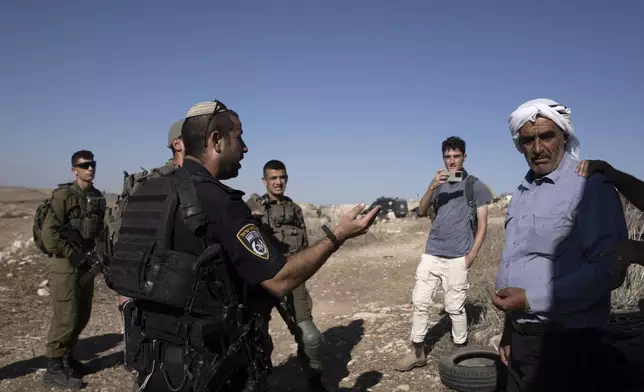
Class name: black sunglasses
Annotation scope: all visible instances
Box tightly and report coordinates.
[204,100,231,147]
[75,161,96,170]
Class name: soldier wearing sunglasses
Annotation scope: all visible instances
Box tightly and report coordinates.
[40,150,106,389]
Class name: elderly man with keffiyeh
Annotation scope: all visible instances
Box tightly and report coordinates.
[490,98,638,391]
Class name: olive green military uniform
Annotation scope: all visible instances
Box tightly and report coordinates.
[42,182,106,359]
[247,193,325,385]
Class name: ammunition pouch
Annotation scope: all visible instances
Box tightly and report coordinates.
[282,226,305,255]
[109,244,228,316]
[80,215,101,240]
[259,195,306,255]
[69,218,81,232]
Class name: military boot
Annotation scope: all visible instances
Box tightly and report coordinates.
[63,353,89,376]
[394,342,427,372]
[43,357,83,389]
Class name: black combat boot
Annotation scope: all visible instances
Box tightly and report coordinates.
[63,353,89,376]
[43,356,83,389]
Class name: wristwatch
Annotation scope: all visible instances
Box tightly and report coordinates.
[321,225,342,250]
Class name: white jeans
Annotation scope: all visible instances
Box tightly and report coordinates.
[410,253,469,345]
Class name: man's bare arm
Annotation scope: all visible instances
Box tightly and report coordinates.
[469,205,488,259]
[418,169,447,217]
[417,184,439,217]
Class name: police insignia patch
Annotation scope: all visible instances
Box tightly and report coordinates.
[236,223,270,260]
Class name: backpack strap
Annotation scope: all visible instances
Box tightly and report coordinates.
[464,175,478,234]
[52,182,88,216]
[261,193,271,210]
[53,182,76,197]
[465,175,477,208]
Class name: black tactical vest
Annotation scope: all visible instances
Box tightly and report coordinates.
[105,167,234,317]
[105,167,272,391]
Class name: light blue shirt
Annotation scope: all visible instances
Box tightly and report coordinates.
[496,152,628,329]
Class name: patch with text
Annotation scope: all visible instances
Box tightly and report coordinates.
[236,223,270,260]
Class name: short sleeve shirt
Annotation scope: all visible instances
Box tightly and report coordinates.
[172,159,287,286]
[425,171,493,258]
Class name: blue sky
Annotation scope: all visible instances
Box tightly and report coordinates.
[1,1,642,205]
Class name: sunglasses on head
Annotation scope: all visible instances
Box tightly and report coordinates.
[204,100,231,147]
[75,161,96,170]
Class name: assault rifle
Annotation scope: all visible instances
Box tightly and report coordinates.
[246,207,299,339]
[275,297,298,336]
[190,243,272,392]
[77,250,107,286]
[60,225,108,286]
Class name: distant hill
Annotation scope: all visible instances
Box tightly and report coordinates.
[0,185,118,205]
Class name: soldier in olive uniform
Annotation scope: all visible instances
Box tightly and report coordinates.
[164,118,186,167]
[247,159,331,392]
[41,150,106,389]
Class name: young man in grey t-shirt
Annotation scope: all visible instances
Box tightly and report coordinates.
[395,136,493,372]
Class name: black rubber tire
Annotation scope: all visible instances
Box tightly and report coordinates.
[438,345,506,392]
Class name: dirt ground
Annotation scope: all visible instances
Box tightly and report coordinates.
[0,187,641,392]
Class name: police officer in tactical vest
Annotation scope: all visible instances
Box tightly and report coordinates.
[117,119,186,311]
[41,150,106,389]
[113,119,187,385]
[107,99,381,392]
[247,160,331,391]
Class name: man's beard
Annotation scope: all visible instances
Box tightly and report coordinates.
[220,160,241,179]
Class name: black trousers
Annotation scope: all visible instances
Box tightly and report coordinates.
[134,344,250,392]
[506,325,639,392]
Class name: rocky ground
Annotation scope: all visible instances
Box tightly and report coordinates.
[0,187,642,392]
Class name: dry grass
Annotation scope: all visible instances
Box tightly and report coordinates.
[462,224,506,345]
[612,201,644,309]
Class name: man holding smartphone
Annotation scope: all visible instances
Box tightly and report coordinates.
[395,136,493,372]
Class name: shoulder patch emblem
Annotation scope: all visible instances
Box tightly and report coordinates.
[236,223,270,260]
